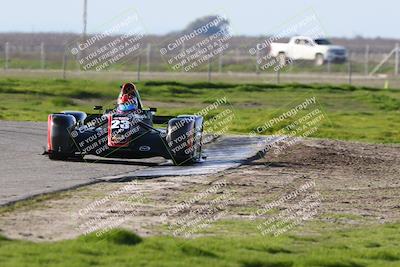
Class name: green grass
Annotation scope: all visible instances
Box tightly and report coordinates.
[0,57,396,74]
[0,78,399,143]
[0,222,399,267]
[1,78,399,266]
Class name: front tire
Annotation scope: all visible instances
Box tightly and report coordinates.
[166,116,203,165]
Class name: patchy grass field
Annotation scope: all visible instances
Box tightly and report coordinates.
[0,78,399,143]
[0,223,399,267]
[1,137,399,267]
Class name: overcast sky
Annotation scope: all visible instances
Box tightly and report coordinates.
[1,0,399,38]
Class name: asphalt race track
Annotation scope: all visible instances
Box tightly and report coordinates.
[0,121,272,206]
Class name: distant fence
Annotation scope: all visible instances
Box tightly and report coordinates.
[1,37,399,83]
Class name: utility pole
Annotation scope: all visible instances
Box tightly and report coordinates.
[146,43,151,72]
[364,44,369,76]
[4,42,9,70]
[78,0,88,69]
[218,54,223,73]
[137,56,142,81]
[277,68,280,84]
[395,43,399,76]
[62,50,68,80]
[181,42,185,72]
[255,49,260,74]
[207,58,212,82]
[348,53,352,85]
[82,0,88,42]
[40,42,45,69]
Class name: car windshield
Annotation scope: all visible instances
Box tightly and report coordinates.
[314,39,332,45]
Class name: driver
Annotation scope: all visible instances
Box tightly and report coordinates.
[117,83,139,113]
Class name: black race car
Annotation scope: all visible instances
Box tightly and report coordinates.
[46,83,204,165]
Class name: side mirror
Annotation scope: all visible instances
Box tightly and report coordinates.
[93,105,103,111]
[149,107,157,112]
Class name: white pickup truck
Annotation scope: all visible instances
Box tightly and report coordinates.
[269,36,347,66]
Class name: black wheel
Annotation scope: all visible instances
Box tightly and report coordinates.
[47,114,78,160]
[166,116,203,165]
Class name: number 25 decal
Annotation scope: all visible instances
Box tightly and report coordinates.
[111,119,130,129]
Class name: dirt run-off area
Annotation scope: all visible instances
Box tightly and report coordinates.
[0,138,399,242]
